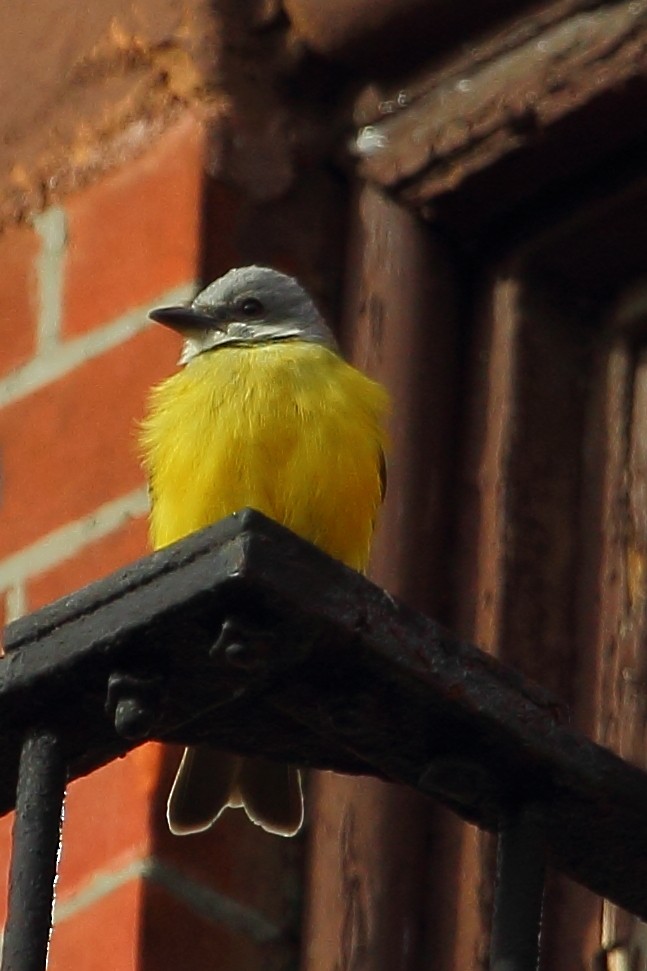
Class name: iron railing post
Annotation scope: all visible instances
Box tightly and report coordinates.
[1,730,66,971]
[490,807,545,971]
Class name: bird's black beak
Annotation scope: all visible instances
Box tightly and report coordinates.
[148,305,221,333]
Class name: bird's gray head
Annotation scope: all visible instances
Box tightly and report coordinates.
[149,266,337,364]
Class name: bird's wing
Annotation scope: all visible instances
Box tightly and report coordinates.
[379,447,387,503]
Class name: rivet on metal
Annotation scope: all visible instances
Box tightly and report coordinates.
[210,618,272,670]
[106,672,163,740]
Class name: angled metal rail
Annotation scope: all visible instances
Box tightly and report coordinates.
[1,509,646,970]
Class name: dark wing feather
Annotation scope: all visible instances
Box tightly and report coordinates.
[379,448,387,503]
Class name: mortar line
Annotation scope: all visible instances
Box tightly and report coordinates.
[143,857,283,943]
[5,583,27,623]
[0,282,195,409]
[50,854,282,944]
[0,487,149,590]
[33,208,67,353]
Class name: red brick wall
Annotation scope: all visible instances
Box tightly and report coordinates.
[0,111,300,970]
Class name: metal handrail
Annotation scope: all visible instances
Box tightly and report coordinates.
[2,509,647,969]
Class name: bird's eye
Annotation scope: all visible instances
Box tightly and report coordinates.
[237,298,265,317]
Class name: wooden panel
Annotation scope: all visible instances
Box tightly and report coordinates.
[301,183,462,971]
[578,292,647,968]
[353,1,647,242]
[454,272,601,969]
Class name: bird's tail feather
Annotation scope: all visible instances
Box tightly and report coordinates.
[167,745,303,837]
[238,757,303,836]
[167,745,240,835]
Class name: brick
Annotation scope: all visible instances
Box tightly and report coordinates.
[55,746,163,900]
[0,223,39,377]
[50,873,290,971]
[0,326,178,561]
[155,748,303,927]
[140,881,289,971]
[27,515,149,611]
[49,875,143,971]
[63,115,205,337]
[0,746,163,928]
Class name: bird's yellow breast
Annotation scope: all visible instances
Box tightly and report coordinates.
[140,340,388,572]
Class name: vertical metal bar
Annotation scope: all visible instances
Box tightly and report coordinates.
[1,730,66,971]
[490,807,545,971]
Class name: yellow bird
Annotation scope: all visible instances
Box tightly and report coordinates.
[140,266,389,837]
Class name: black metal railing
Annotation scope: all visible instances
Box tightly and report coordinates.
[1,508,647,971]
